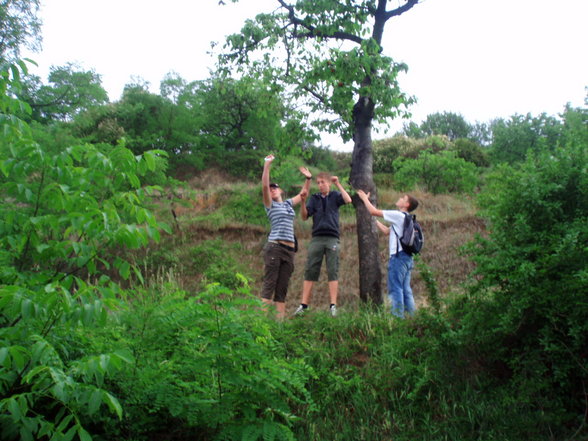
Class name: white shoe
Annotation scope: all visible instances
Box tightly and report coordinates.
[330,304,337,317]
[293,304,307,316]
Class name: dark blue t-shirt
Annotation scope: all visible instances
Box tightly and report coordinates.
[306,191,346,238]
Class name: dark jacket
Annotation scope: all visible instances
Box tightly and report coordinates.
[306,191,346,238]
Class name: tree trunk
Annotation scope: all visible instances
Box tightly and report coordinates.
[349,96,383,305]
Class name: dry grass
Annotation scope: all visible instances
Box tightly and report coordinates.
[162,169,486,316]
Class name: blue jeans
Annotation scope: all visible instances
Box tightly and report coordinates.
[387,251,415,318]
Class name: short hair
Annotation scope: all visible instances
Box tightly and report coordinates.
[406,195,419,212]
[316,172,331,181]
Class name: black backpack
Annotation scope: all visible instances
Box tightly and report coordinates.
[392,212,424,256]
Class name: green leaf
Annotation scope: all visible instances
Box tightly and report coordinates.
[117,260,130,280]
[78,426,93,441]
[102,391,123,419]
[88,389,102,415]
[0,347,9,367]
[9,346,27,371]
[7,397,23,420]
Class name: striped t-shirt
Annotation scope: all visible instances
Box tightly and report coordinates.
[266,199,295,243]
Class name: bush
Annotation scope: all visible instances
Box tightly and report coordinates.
[393,150,479,194]
[463,136,588,436]
[452,138,489,167]
[96,284,313,441]
[189,239,252,289]
[0,60,169,441]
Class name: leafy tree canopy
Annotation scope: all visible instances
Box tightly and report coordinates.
[489,112,562,164]
[219,0,418,141]
[18,63,109,122]
[0,0,41,61]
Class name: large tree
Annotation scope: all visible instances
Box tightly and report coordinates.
[220,0,421,304]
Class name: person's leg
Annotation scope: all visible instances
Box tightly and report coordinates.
[328,280,338,305]
[273,248,294,319]
[388,255,407,318]
[274,301,286,319]
[402,256,416,316]
[324,238,340,305]
[300,238,323,306]
[261,243,280,302]
[301,280,314,304]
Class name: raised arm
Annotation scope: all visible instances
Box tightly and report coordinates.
[331,176,352,204]
[262,155,274,208]
[356,189,384,218]
[292,166,312,206]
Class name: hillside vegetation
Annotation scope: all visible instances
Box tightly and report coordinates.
[1,56,587,441]
[151,169,483,315]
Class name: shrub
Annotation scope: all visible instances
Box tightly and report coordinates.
[97,284,313,441]
[189,239,252,289]
[393,150,479,194]
[0,60,169,440]
[463,137,588,436]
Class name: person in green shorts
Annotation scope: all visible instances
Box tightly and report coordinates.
[294,172,352,317]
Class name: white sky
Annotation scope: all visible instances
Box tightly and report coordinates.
[24,0,588,151]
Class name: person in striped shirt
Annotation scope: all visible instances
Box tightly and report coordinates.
[261,154,311,319]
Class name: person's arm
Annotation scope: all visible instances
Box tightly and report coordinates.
[375,219,390,235]
[331,176,352,204]
[300,196,309,221]
[292,166,312,206]
[356,189,384,218]
[262,155,274,208]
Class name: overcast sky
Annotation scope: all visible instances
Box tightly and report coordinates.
[24,0,588,151]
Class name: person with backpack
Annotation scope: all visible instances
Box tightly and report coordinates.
[261,155,311,319]
[356,189,421,318]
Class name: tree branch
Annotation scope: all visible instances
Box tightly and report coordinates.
[278,0,364,45]
[384,0,420,20]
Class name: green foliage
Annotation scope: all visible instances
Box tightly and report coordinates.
[277,308,549,440]
[206,149,265,180]
[462,115,588,435]
[489,112,562,164]
[189,239,252,290]
[18,63,109,122]
[402,112,491,146]
[0,0,42,61]
[0,60,169,440]
[220,1,415,141]
[451,138,489,167]
[393,149,479,194]
[98,284,312,441]
[225,184,269,226]
[69,74,313,177]
[417,111,472,141]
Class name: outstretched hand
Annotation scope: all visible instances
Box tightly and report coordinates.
[331,176,339,185]
[264,154,275,163]
[299,166,312,179]
[356,189,370,200]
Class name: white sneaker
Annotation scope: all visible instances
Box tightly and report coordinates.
[293,305,307,316]
[330,304,337,317]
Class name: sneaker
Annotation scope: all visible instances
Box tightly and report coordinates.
[293,304,307,316]
[330,304,337,317]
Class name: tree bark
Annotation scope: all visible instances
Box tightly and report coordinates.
[349,96,383,305]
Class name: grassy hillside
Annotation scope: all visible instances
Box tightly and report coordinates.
[147,168,485,314]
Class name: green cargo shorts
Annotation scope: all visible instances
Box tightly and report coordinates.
[303,236,340,282]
